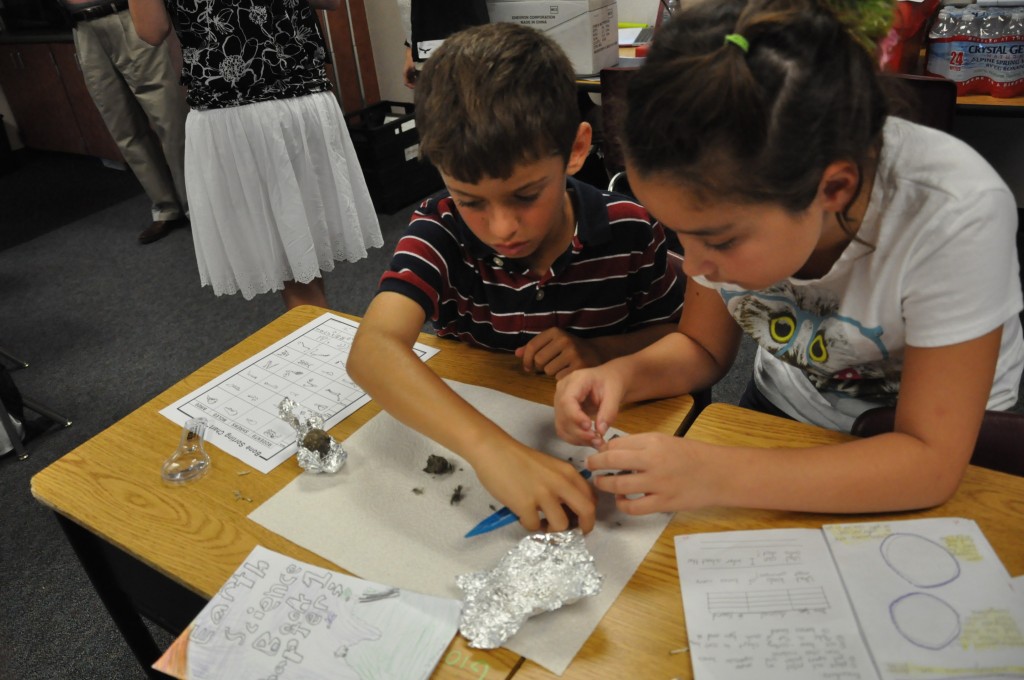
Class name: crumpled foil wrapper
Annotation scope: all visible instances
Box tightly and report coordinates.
[278,397,347,473]
[456,529,603,649]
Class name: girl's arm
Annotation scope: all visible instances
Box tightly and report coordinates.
[590,326,1003,513]
[128,0,172,45]
[555,279,742,443]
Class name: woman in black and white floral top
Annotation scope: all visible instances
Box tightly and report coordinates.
[129,0,383,308]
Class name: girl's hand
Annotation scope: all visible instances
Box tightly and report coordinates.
[586,433,716,514]
[554,366,624,447]
[475,444,597,534]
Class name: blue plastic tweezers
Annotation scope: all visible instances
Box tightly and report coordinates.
[464,468,592,538]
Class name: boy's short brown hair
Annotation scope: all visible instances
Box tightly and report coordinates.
[414,22,580,184]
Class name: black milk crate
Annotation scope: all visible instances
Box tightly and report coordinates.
[345,101,444,214]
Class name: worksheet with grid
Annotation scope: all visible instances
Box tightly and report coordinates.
[160,313,439,473]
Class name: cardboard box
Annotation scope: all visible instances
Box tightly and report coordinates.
[486,0,619,76]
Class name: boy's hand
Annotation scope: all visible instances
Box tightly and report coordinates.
[515,328,601,379]
[476,444,597,534]
[554,365,625,447]
[587,433,715,514]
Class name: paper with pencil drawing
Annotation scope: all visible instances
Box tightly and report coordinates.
[675,517,1024,680]
[152,545,462,680]
[159,312,438,473]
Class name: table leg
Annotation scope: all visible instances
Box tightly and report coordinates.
[54,514,171,680]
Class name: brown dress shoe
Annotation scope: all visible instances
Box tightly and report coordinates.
[138,218,187,244]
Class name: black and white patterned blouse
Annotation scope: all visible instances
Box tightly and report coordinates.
[165,0,330,110]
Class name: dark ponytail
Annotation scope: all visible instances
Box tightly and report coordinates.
[624,0,888,214]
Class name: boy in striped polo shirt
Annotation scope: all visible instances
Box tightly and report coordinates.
[348,22,683,535]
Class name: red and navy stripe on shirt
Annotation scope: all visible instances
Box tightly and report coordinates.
[378,177,684,352]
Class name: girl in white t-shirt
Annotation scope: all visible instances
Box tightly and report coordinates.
[554,0,1024,514]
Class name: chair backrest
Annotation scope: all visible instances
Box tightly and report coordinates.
[883,73,958,133]
[851,406,1024,477]
[598,66,639,181]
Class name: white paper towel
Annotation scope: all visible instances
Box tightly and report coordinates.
[249,380,672,675]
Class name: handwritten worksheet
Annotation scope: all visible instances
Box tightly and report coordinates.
[159,313,439,473]
[676,518,1024,680]
[676,528,877,679]
[152,545,463,680]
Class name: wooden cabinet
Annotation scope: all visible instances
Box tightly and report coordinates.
[0,39,123,162]
[0,42,85,154]
[0,0,379,161]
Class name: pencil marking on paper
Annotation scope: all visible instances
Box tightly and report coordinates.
[879,533,961,588]
[167,546,461,680]
[707,586,830,616]
[889,592,961,650]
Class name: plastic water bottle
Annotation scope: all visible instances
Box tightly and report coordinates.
[956,10,982,37]
[979,8,1008,38]
[1007,10,1024,36]
[662,0,679,25]
[929,7,957,39]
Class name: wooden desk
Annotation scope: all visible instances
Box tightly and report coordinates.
[512,402,1024,680]
[956,93,1024,116]
[30,305,694,679]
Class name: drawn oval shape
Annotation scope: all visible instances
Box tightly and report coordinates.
[889,592,960,650]
[880,533,960,587]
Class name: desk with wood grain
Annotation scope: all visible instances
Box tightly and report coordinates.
[511,402,1024,680]
[30,305,695,679]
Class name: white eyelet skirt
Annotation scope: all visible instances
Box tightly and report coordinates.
[184,91,383,300]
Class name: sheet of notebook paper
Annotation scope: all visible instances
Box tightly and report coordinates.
[676,519,1024,680]
[675,528,879,680]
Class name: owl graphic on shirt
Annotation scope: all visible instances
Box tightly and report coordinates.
[722,284,901,401]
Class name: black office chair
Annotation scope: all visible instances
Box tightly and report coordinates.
[597,66,637,188]
[0,347,71,460]
[883,73,958,133]
[851,406,1024,477]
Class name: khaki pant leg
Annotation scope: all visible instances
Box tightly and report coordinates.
[110,12,189,218]
[73,15,182,221]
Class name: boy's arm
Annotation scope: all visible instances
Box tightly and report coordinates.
[128,0,171,45]
[348,292,596,532]
[591,327,1002,513]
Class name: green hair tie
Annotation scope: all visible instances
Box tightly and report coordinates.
[723,33,750,53]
